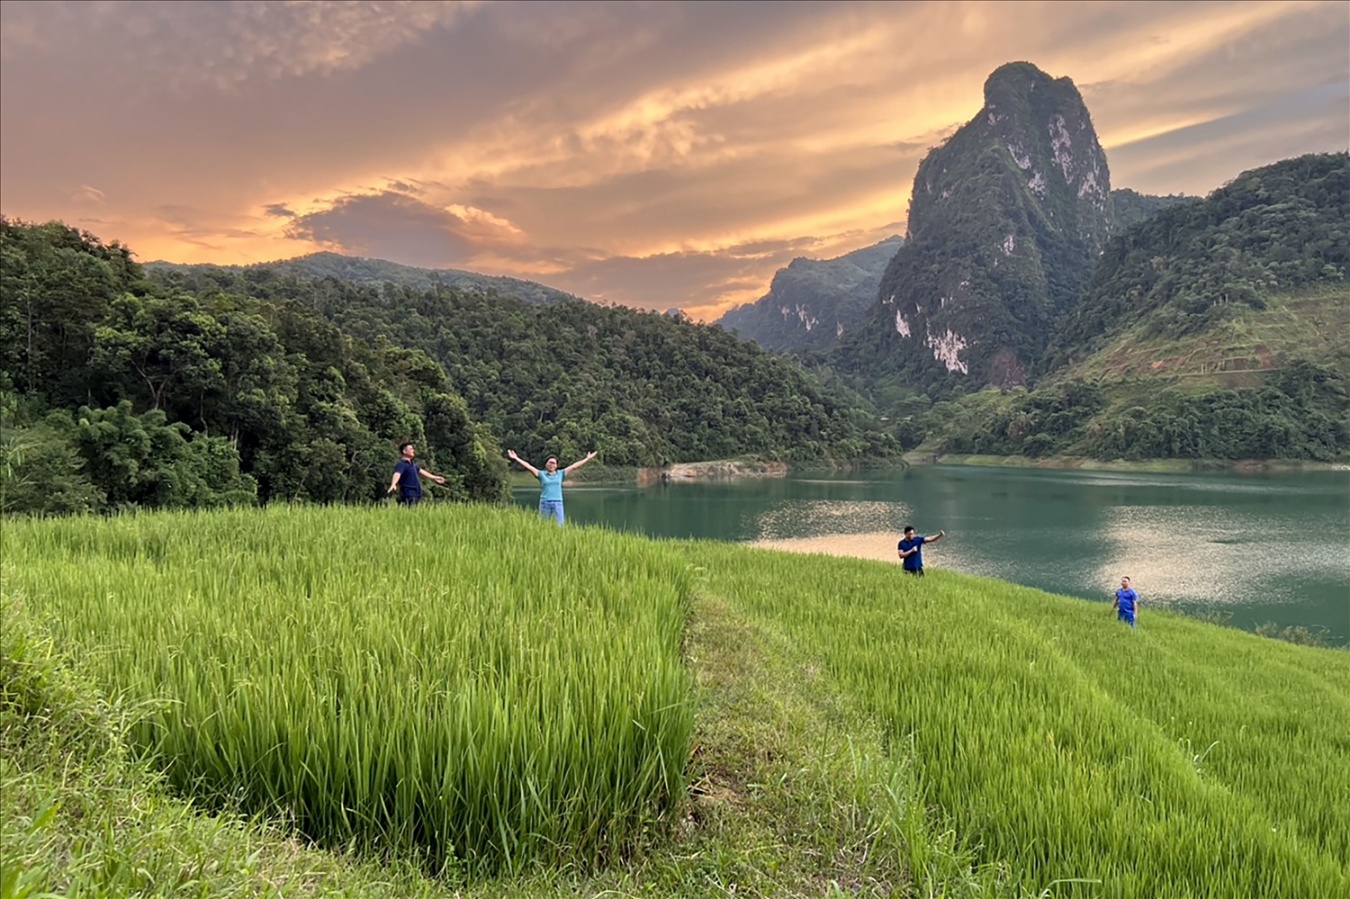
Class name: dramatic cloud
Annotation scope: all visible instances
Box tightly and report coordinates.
[281,189,525,268]
[1,0,1345,317]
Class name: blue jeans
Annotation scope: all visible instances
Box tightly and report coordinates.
[1118,610,1136,629]
[539,499,565,525]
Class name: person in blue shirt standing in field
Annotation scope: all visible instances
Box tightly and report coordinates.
[1113,576,1140,629]
[386,442,446,506]
[507,449,598,525]
[897,525,945,576]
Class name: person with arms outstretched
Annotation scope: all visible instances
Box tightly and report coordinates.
[387,442,446,506]
[897,525,945,576]
[1113,576,1139,629]
[508,449,598,525]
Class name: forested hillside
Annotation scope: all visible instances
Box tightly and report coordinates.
[918,153,1350,462]
[149,251,579,306]
[153,266,898,468]
[1044,152,1348,372]
[2,221,897,518]
[0,220,508,514]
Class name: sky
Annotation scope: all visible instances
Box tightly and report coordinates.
[1,1,1347,321]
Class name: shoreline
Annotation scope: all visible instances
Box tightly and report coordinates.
[900,451,1350,475]
[510,454,1348,490]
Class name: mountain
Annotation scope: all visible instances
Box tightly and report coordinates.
[835,62,1115,393]
[714,237,903,352]
[919,152,1350,462]
[147,251,580,306]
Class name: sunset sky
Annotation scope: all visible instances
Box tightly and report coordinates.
[2,1,1346,320]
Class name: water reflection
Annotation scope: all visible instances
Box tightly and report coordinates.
[754,500,908,541]
[1094,505,1350,611]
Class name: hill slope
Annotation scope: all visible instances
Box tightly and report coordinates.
[1044,152,1349,377]
[148,251,580,306]
[714,237,902,352]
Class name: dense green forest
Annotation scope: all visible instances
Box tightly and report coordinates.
[918,153,1350,462]
[150,265,897,469]
[1,219,896,516]
[1,220,507,514]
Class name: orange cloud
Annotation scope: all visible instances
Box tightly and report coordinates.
[1,0,1345,319]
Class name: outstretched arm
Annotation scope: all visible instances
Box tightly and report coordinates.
[927,529,946,543]
[565,450,599,474]
[387,471,402,494]
[507,449,539,477]
[418,466,447,486]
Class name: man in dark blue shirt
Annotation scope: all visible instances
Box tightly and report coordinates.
[897,525,945,576]
[386,442,446,506]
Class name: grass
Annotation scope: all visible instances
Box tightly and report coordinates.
[3,505,693,878]
[4,505,1348,897]
[1,589,462,899]
[691,543,1350,897]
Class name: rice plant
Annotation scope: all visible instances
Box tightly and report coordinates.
[4,504,694,875]
[690,541,1350,897]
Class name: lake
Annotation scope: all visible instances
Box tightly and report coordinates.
[513,465,1350,645]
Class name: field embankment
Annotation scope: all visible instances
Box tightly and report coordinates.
[4,505,1347,897]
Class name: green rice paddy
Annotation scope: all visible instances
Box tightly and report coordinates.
[4,504,1347,896]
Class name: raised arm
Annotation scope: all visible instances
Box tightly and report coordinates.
[507,449,539,477]
[418,466,447,486]
[927,529,946,543]
[565,450,599,474]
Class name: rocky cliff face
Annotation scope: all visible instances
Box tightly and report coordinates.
[838,62,1115,391]
[716,237,902,352]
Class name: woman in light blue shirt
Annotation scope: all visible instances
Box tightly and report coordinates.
[507,449,598,525]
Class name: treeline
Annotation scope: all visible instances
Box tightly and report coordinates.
[920,362,1347,461]
[1,219,507,515]
[151,267,898,468]
[151,250,580,306]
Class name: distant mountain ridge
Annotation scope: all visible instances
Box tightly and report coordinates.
[146,251,580,306]
[714,237,902,351]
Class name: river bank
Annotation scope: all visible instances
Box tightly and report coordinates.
[901,451,1350,474]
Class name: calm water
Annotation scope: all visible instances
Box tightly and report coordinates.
[513,466,1350,645]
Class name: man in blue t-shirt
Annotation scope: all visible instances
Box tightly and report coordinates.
[507,449,599,525]
[1113,576,1140,629]
[897,525,945,576]
[386,442,447,506]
